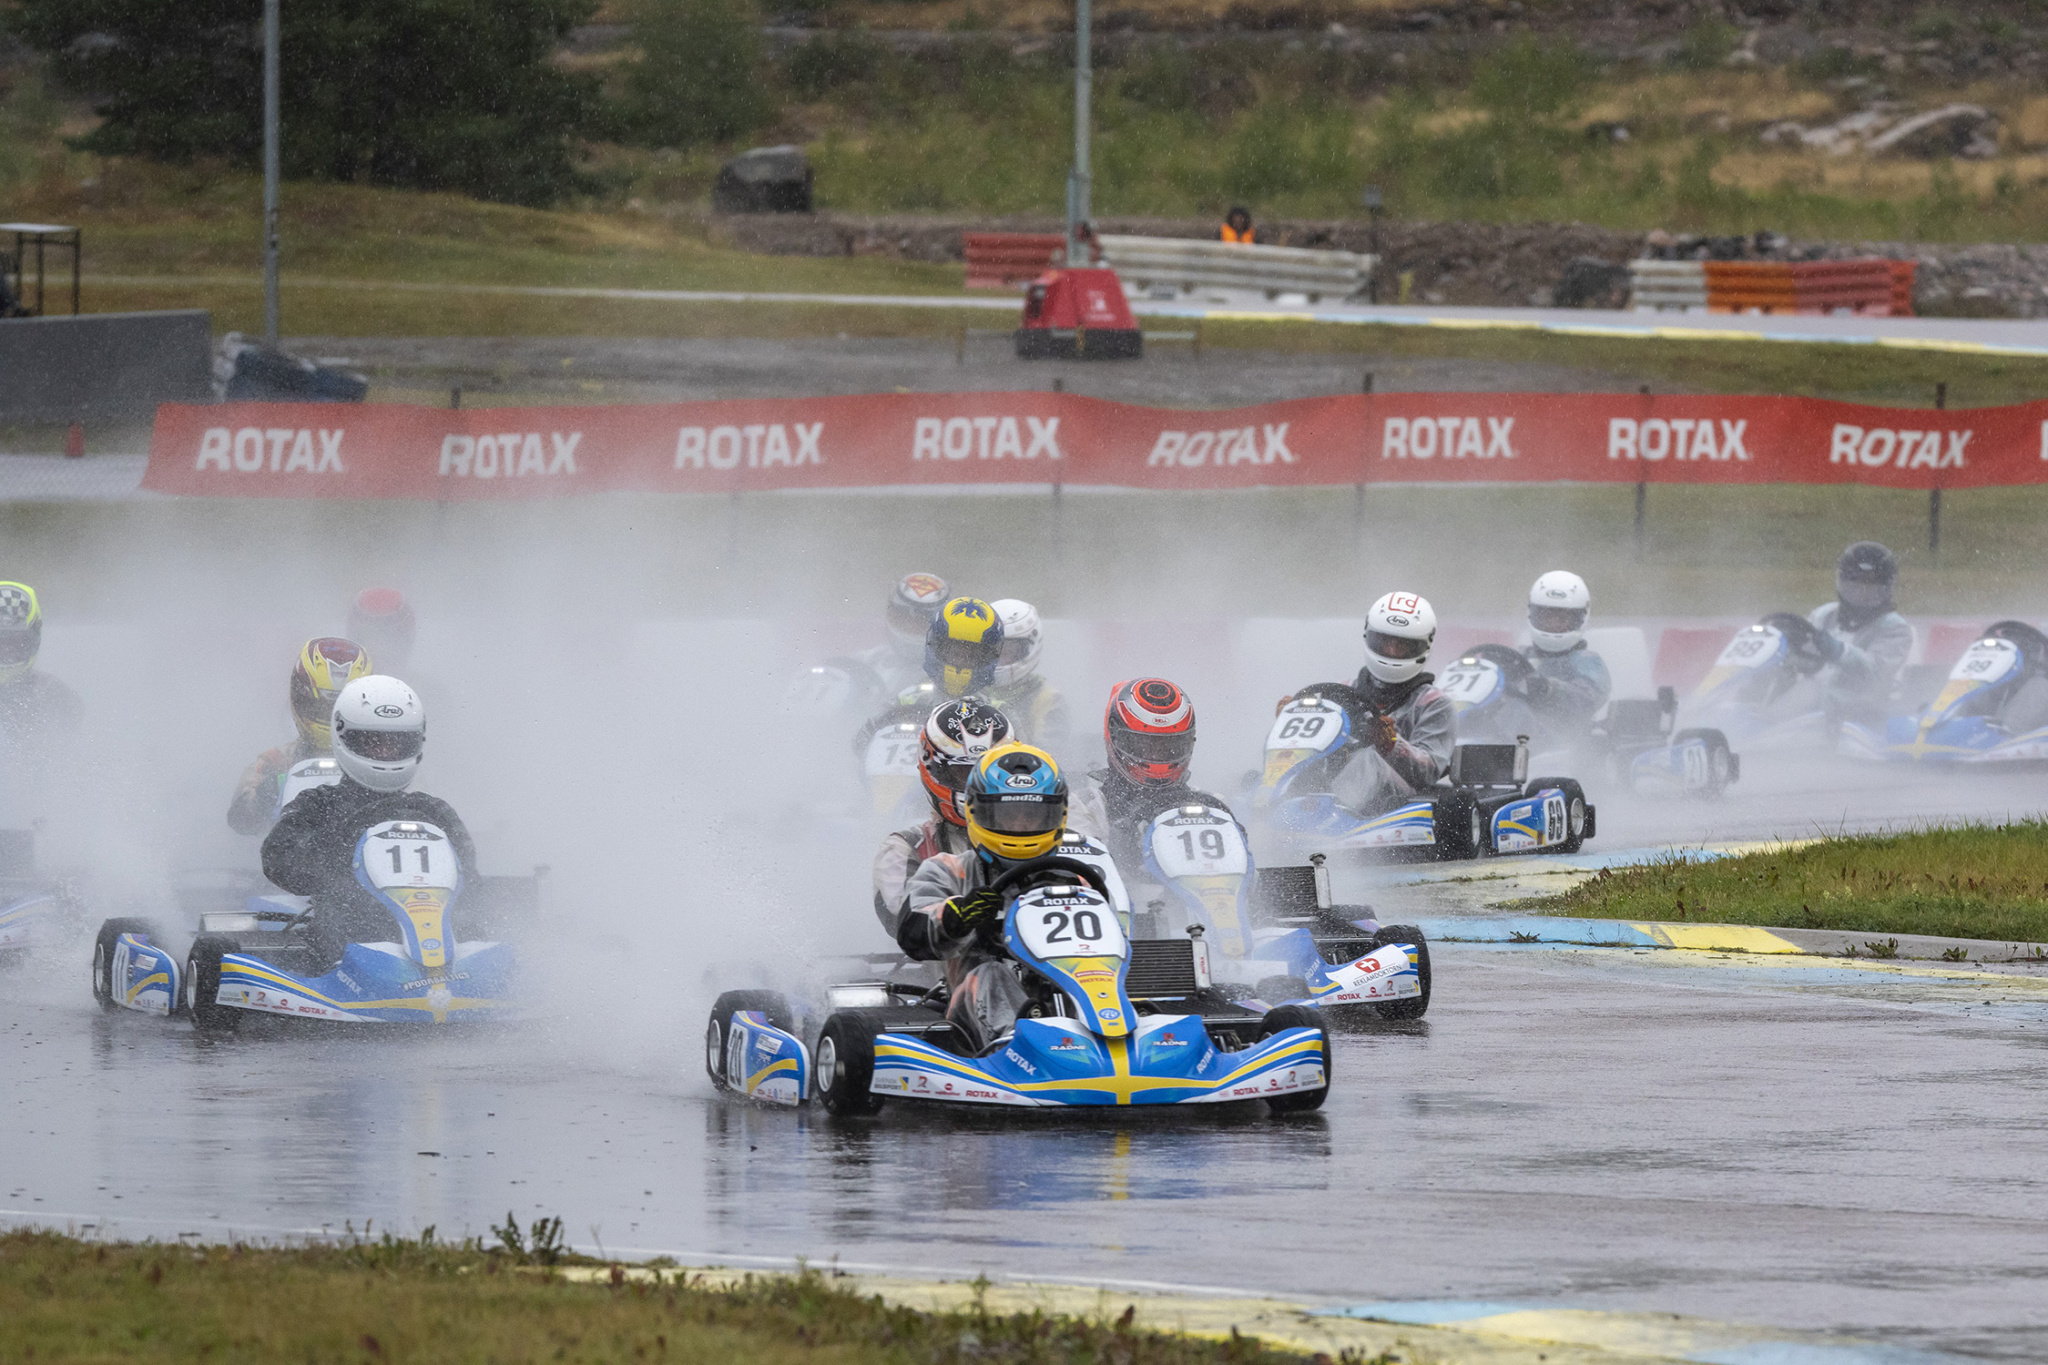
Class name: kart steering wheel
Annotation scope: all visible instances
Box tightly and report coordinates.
[1760,611,1827,675]
[988,855,1112,903]
[1463,642,1536,686]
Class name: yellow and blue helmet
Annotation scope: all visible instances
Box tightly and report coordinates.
[964,743,1068,862]
[924,596,1004,698]
[290,636,374,749]
[0,582,40,685]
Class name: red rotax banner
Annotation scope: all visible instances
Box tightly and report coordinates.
[145,392,2048,498]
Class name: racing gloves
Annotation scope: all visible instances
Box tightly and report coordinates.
[939,886,1004,938]
[1367,712,1400,756]
[1814,630,1846,663]
[1522,675,1552,703]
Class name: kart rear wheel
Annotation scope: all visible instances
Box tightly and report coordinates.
[185,935,241,1035]
[1435,791,1485,860]
[815,1011,886,1116]
[1672,729,1735,798]
[91,918,160,1013]
[1526,777,1588,854]
[705,990,796,1092]
[1256,1005,1330,1114]
[1369,925,1432,1020]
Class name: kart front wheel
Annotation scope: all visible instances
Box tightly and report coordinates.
[185,935,241,1034]
[1369,925,1432,1020]
[91,918,160,1013]
[705,990,796,1091]
[1672,729,1735,798]
[815,1011,886,1117]
[1435,792,1485,860]
[1257,1005,1330,1114]
[1526,777,1588,854]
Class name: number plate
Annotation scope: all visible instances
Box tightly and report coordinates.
[1148,808,1249,878]
[361,820,458,891]
[1951,639,2020,686]
[1265,698,1344,754]
[1438,659,1502,709]
[1012,887,1127,961]
[864,724,921,778]
[1714,627,1783,669]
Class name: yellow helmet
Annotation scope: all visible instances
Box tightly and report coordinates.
[290,637,374,749]
[0,582,41,686]
[923,596,1004,698]
[964,743,1068,862]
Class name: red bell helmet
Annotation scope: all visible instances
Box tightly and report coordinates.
[1105,678,1195,785]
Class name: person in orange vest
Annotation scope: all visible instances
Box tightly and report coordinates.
[1219,206,1255,244]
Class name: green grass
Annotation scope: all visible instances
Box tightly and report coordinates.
[1533,821,2048,942]
[0,1227,1334,1365]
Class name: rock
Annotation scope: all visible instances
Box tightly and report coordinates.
[712,145,814,215]
[1552,257,1631,309]
[1865,104,1998,159]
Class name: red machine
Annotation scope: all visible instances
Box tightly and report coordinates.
[1015,268,1142,360]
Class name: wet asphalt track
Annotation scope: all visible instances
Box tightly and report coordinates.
[9,753,2048,1362]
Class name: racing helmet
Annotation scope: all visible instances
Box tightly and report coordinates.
[1836,542,1897,616]
[921,699,1013,825]
[1527,570,1591,654]
[0,582,42,686]
[964,743,1068,862]
[924,596,1004,698]
[348,588,416,674]
[331,675,424,793]
[1105,678,1196,786]
[1363,591,1438,685]
[290,637,375,749]
[886,573,950,654]
[989,598,1044,689]
[1983,620,2048,671]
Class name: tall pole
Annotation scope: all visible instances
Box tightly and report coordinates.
[262,0,281,346]
[1066,0,1091,266]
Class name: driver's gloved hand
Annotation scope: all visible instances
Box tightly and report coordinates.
[1814,630,1846,663]
[939,886,1004,938]
[1367,712,1399,756]
[1522,675,1553,703]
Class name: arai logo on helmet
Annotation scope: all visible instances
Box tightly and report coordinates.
[1384,615,1411,627]
[373,704,406,718]
[1004,773,1039,789]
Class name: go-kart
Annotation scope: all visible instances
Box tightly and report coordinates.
[1441,644,1737,798]
[1840,622,2048,764]
[1679,613,1840,748]
[92,819,533,1030]
[0,830,81,968]
[1133,804,1428,1023]
[1251,694,1593,860]
[705,854,1330,1114]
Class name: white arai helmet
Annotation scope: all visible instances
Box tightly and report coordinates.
[1527,570,1591,653]
[330,675,425,792]
[1363,591,1438,685]
[989,598,1044,689]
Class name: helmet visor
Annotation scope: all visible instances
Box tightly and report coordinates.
[924,753,974,793]
[1530,605,1587,635]
[1838,578,1890,610]
[1114,731,1194,766]
[340,727,423,762]
[1366,629,1429,661]
[995,635,1036,667]
[0,624,40,667]
[971,791,1067,834]
[932,636,996,669]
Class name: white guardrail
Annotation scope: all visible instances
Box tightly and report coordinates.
[1629,259,1708,313]
[1097,235,1374,305]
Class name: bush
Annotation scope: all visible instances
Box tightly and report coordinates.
[617,0,772,148]
[7,0,599,207]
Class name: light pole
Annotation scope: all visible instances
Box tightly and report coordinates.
[1065,0,1091,267]
[1360,184,1383,303]
[262,0,280,346]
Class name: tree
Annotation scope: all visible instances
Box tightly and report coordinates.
[8,0,600,206]
[617,0,769,149]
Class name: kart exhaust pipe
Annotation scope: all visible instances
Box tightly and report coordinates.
[1309,853,1332,910]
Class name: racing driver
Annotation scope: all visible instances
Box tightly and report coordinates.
[872,699,1012,941]
[1286,591,1456,810]
[1511,570,1612,746]
[1805,541,1914,721]
[261,676,477,971]
[228,637,372,835]
[898,743,1071,1054]
[856,573,952,698]
[984,598,1073,760]
[0,581,82,794]
[1068,678,1237,877]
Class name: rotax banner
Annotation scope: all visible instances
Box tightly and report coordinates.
[144,391,2048,498]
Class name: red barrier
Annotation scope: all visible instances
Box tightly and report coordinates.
[144,391,2048,499]
[963,232,1064,289]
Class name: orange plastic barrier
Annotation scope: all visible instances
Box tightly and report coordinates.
[1705,262,1797,314]
[962,232,1064,289]
[1703,258,1914,317]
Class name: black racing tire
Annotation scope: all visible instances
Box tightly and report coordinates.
[184,934,242,1034]
[815,1011,887,1116]
[1256,1005,1331,1113]
[92,918,161,1013]
[1671,728,1735,798]
[1435,790,1485,861]
[705,990,797,1091]
[1369,925,1432,1020]
[1526,777,1588,854]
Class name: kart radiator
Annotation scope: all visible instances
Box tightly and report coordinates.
[1126,939,1200,999]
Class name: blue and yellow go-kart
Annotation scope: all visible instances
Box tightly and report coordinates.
[706,856,1330,1115]
[1841,623,2048,764]
[92,819,522,1031]
[1253,694,1593,861]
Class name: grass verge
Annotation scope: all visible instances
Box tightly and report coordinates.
[1532,821,2048,943]
[0,1227,1336,1365]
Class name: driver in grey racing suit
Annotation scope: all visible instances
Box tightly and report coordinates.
[1804,542,1914,721]
[1287,591,1457,811]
